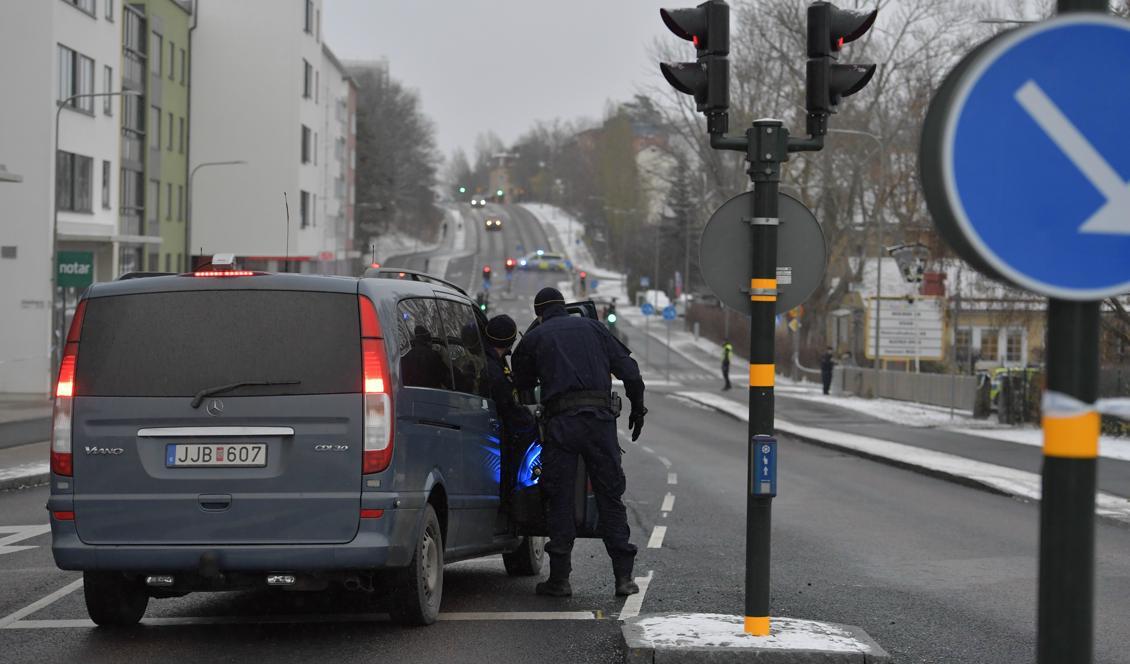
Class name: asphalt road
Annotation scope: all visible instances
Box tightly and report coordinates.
[3,206,1128,663]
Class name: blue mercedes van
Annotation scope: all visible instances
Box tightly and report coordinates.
[48,266,543,627]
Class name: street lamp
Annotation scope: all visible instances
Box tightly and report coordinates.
[186,160,247,269]
[827,128,886,369]
[51,89,142,378]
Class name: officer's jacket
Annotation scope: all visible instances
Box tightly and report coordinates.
[511,304,641,404]
[485,351,536,438]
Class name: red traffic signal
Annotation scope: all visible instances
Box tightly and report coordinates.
[505,258,516,267]
[482,265,492,273]
[659,0,730,127]
[370,262,381,269]
[805,2,877,118]
[579,271,587,279]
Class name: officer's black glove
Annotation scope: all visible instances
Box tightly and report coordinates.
[628,407,647,441]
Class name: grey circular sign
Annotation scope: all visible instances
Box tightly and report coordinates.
[698,192,826,314]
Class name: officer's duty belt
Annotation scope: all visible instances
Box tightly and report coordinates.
[543,391,612,419]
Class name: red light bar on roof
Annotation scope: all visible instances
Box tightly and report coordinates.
[193,271,256,277]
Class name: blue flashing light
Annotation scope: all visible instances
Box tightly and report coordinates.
[516,441,542,489]
[479,444,501,485]
[536,249,544,256]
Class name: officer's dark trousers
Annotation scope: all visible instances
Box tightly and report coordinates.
[821,369,832,395]
[722,361,731,389]
[542,410,637,580]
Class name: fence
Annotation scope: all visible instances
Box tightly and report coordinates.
[833,367,979,412]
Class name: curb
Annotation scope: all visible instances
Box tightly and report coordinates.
[676,393,1130,528]
[0,472,49,493]
[0,416,51,450]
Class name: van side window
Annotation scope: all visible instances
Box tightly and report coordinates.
[437,299,490,398]
[395,298,454,390]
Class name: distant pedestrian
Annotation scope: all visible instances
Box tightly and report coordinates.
[721,340,733,391]
[820,347,835,395]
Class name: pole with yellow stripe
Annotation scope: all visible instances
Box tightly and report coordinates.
[742,119,788,636]
[1037,298,1099,664]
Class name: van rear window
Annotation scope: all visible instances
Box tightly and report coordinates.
[76,290,361,397]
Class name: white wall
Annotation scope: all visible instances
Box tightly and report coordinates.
[0,0,121,395]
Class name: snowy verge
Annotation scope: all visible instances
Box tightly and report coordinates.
[369,231,438,264]
[948,426,1130,463]
[624,613,888,657]
[0,462,49,491]
[674,390,1130,522]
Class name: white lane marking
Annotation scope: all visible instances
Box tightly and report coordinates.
[0,577,83,629]
[667,472,678,485]
[657,456,672,469]
[0,525,51,556]
[3,610,601,630]
[619,429,636,444]
[647,525,667,549]
[1015,80,1130,235]
[660,493,675,513]
[617,570,654,621]
[641,446,655,454]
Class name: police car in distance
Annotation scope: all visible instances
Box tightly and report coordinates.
[48,258,548,628]
[517,250,571,272]
[484,217,503,231]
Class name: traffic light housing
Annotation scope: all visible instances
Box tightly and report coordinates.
[805,2,877,129]
[505,258,516,273]
[660,0,730,134]
[482,265,492,283]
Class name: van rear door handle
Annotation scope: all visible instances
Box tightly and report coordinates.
[419,419,461,431]
[199,494,232,511]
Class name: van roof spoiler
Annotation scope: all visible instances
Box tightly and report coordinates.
[116,272,176,280]
[362,267,467,296]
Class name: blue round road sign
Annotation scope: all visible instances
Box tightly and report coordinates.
[662,305,677,321]
[925,15,1130,300]
[641,302,655,316]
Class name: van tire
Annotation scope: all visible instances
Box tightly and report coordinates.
[503,536,545,577]
[83,571,148,627]
[389,505,443,626]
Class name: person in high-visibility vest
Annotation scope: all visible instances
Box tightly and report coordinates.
[721,340,733,391]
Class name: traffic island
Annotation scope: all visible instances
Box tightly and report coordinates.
[622,613,890,663]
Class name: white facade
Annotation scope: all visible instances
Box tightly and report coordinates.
[318,45,356,274]
[0,0,124,395]
[190,0,352,272]
[636,145,676,226]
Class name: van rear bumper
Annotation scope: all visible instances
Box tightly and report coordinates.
[50,508,420,572]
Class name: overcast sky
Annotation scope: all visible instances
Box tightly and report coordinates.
[323,0,674,163]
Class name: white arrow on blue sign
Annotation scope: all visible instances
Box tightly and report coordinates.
[641,302,655,316]
[935,15,1130,300]
[662,305,677,321]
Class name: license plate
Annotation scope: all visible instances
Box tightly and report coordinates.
[166,443,267,468]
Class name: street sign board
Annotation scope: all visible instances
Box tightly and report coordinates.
[864,297,944,360]
[640,276,651,288]
[662,305,677,321]
[641,302,655,316]
[57,251,93,288]
[920,15,1130,300]
[699,192,826,314]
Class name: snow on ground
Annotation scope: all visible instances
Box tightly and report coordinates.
[949,426,1130,462]
[0,462,47,482]
[369,230,438,264]
[675,390,1130,518]
[630,614,880,653]
[520,204,610,277]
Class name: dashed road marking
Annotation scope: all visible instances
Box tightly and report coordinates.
[657,456,672,469]
[617,570,654,621]
[667,472,677,485]
[660,493,675,513]
[641,446,655,454]
[0,577,83,629]
[647,525,667,549]
[0,525,51,556]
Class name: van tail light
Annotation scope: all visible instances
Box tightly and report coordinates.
[52,300,86,477]
[360,296,392,474]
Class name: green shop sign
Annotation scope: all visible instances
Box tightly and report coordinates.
[57,251,94,288]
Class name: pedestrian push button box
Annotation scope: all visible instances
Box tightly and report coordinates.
[751,435,777,497]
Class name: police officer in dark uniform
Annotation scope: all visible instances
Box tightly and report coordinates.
[512,287,646,598]
[483,315,538,507]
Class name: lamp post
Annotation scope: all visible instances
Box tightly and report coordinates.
[51,89,142,377]
[187,160,247,269]
[828,128,886,369]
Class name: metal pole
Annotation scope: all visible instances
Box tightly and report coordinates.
[1038,3,1105,661]
[744,119,785,637]
[666,320,671,382]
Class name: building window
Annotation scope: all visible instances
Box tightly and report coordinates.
[101,160,111,209]
[123,93,142,132]
[304,0,314,33]
[166,182,172,220]
[303,59,312,98]
[165,253,171,272]
[178,117,185,153]
[177,184,184,221]
[149,106,161,149]
[312,193,317,226]
[104,0,112,20]
[102,65,113,114]
[179,48,186,84]
[315,70,319,103]
[954,328,971,365]
[56,151,93,213]
[62,0,96,17]
[316,8,321,41]
[148,178,159,231]
[980,328,999,363]
[301,125,311,163]
[150,32,162,75]
[58,45,95,113]
[300,190,310,228]
[313,132,318,165]
[168,41,175,80]
[1006,330,1024,363]
[166,111,173,150]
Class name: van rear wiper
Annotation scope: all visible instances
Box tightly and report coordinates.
[190,380,301,408]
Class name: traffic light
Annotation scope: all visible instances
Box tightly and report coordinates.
[505,258,516,273]
[805,2,877,126]
[482,265,492,284]
[458,186,467,194]
[659,0,730,134]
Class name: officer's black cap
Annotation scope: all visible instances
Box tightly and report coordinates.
[534,287,565,316]
[485,314,518,348]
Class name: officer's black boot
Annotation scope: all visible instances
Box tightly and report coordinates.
[614,576,639,596]
[535,578,572,597]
